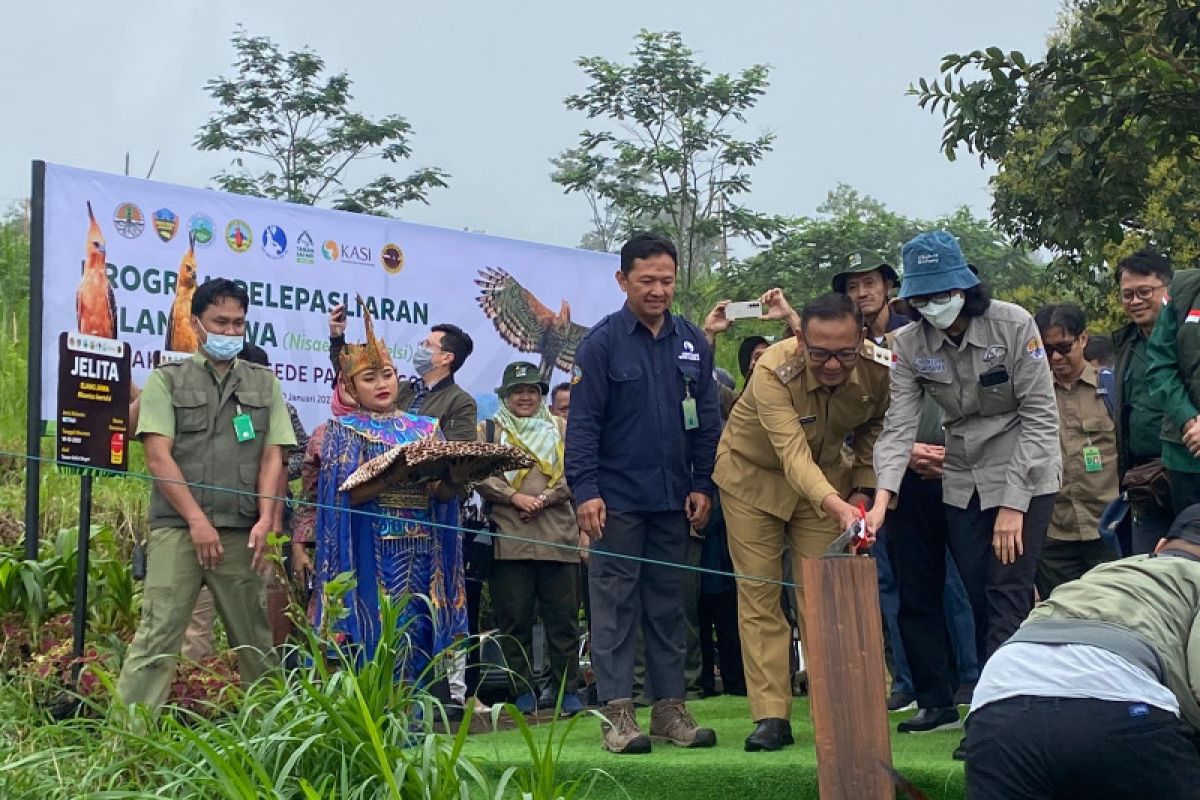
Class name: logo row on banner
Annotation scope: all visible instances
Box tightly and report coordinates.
[111,202,405,274]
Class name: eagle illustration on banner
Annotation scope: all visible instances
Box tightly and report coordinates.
[475,267,590,382]
[75,201,117,339]
[165,231,200,353]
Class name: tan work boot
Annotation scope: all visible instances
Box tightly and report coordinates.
[600,698,652,754]
[650,698,717,748]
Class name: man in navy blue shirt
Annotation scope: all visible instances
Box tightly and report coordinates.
[566,232,722,754]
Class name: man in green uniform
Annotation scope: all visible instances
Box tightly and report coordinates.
[116,279,295,709]
[1147,267,1200,514]
[1112,250,1173,554]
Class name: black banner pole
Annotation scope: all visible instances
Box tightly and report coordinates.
[70,473,92,686]
[25,161,46,561]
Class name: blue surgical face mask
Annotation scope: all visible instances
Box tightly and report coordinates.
[198,324,244,361]
[412,344,436,376]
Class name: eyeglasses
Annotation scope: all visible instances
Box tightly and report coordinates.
[908,292,954,310]
[1044,338,1078,357]
[1119,285,1165,303]
[805,345,860,365]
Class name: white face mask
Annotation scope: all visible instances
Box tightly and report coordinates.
[917,293,966,330]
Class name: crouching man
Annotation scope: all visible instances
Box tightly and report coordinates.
[964,504,1200,799]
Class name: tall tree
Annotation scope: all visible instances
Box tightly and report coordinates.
[717,185,1057,323]
[196,28,448,215]
[911,0,1200,315]
[554,30,785,315]
[550,147,638,253]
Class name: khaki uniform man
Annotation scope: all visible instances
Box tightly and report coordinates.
[116,279,295,709]
[714,293,891,751]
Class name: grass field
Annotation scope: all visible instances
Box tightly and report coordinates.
[464,695,967,800]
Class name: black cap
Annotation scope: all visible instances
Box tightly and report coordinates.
[1166,503,1200,547]
[737,335,772,379]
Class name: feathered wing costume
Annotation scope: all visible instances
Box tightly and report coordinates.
[312,297,467,681]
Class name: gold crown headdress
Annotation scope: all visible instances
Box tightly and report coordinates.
[339,295,393,379]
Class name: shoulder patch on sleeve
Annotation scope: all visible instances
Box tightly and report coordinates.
[1025,337,1046,360]
[861,340,896,369]
[773,357,806,385]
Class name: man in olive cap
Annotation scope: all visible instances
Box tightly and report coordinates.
[831,253,904,343]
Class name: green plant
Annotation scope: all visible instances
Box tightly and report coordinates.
[492,680,616,800]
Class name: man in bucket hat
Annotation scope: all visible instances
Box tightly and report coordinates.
[869,231,1061,758]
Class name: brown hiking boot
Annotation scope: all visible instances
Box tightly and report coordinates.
[600,698,652,754]
[649,698,717,748]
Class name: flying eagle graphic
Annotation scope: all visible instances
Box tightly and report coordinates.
[475,267,590,382]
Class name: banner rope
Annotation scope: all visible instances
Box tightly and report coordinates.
[3,449,822,589]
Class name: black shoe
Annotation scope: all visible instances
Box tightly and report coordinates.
[887,690,917,712]
[954,682,976,707]
[897,706,961,734]
[744,718,795,752]
[952,737,967,761]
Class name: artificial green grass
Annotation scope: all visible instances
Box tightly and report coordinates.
[464,695,966,799]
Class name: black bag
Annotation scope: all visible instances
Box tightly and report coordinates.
[1122,458,1171,507]
[460,419,499,582]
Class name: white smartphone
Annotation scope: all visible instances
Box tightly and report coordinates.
[725,300,764,320]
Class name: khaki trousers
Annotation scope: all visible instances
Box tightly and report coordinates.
[181,587,216,661]
[116,527,277,709]
[723,491,839,721]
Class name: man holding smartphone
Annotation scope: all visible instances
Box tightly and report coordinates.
[328,305,477,441]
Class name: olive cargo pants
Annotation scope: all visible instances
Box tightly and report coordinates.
[116,526,277,708]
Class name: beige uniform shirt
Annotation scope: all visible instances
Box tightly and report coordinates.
[1048,363,1119,542]
[474,417,579,562]
[713,337,891,520]
[874,300,1062,511]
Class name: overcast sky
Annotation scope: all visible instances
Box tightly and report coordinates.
[2,0,1061,249]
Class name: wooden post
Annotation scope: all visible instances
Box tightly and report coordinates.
[801,556,892,800]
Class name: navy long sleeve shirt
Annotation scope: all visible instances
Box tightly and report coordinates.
[565,304,721,513]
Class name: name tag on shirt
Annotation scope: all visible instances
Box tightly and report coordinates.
[916,357,947,374]
[233,413,256,442]
[682,397,699,430]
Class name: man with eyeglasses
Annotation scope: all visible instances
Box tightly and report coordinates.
[713,292,891,751]
[1111,251,1174,553]
[833,258,981,729]
[329,311,477,441]
[1033,303,1118,596]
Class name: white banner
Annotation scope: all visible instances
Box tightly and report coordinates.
[38,162,622,433]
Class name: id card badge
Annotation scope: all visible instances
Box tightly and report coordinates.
[682,397,699,430]
[233,408,256,442]
[1082,445,1103,473]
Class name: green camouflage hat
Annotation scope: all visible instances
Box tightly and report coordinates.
[496,361,548,396]
[831,252,899,294]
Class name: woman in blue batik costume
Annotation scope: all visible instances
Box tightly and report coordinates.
[310,299,467,682]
